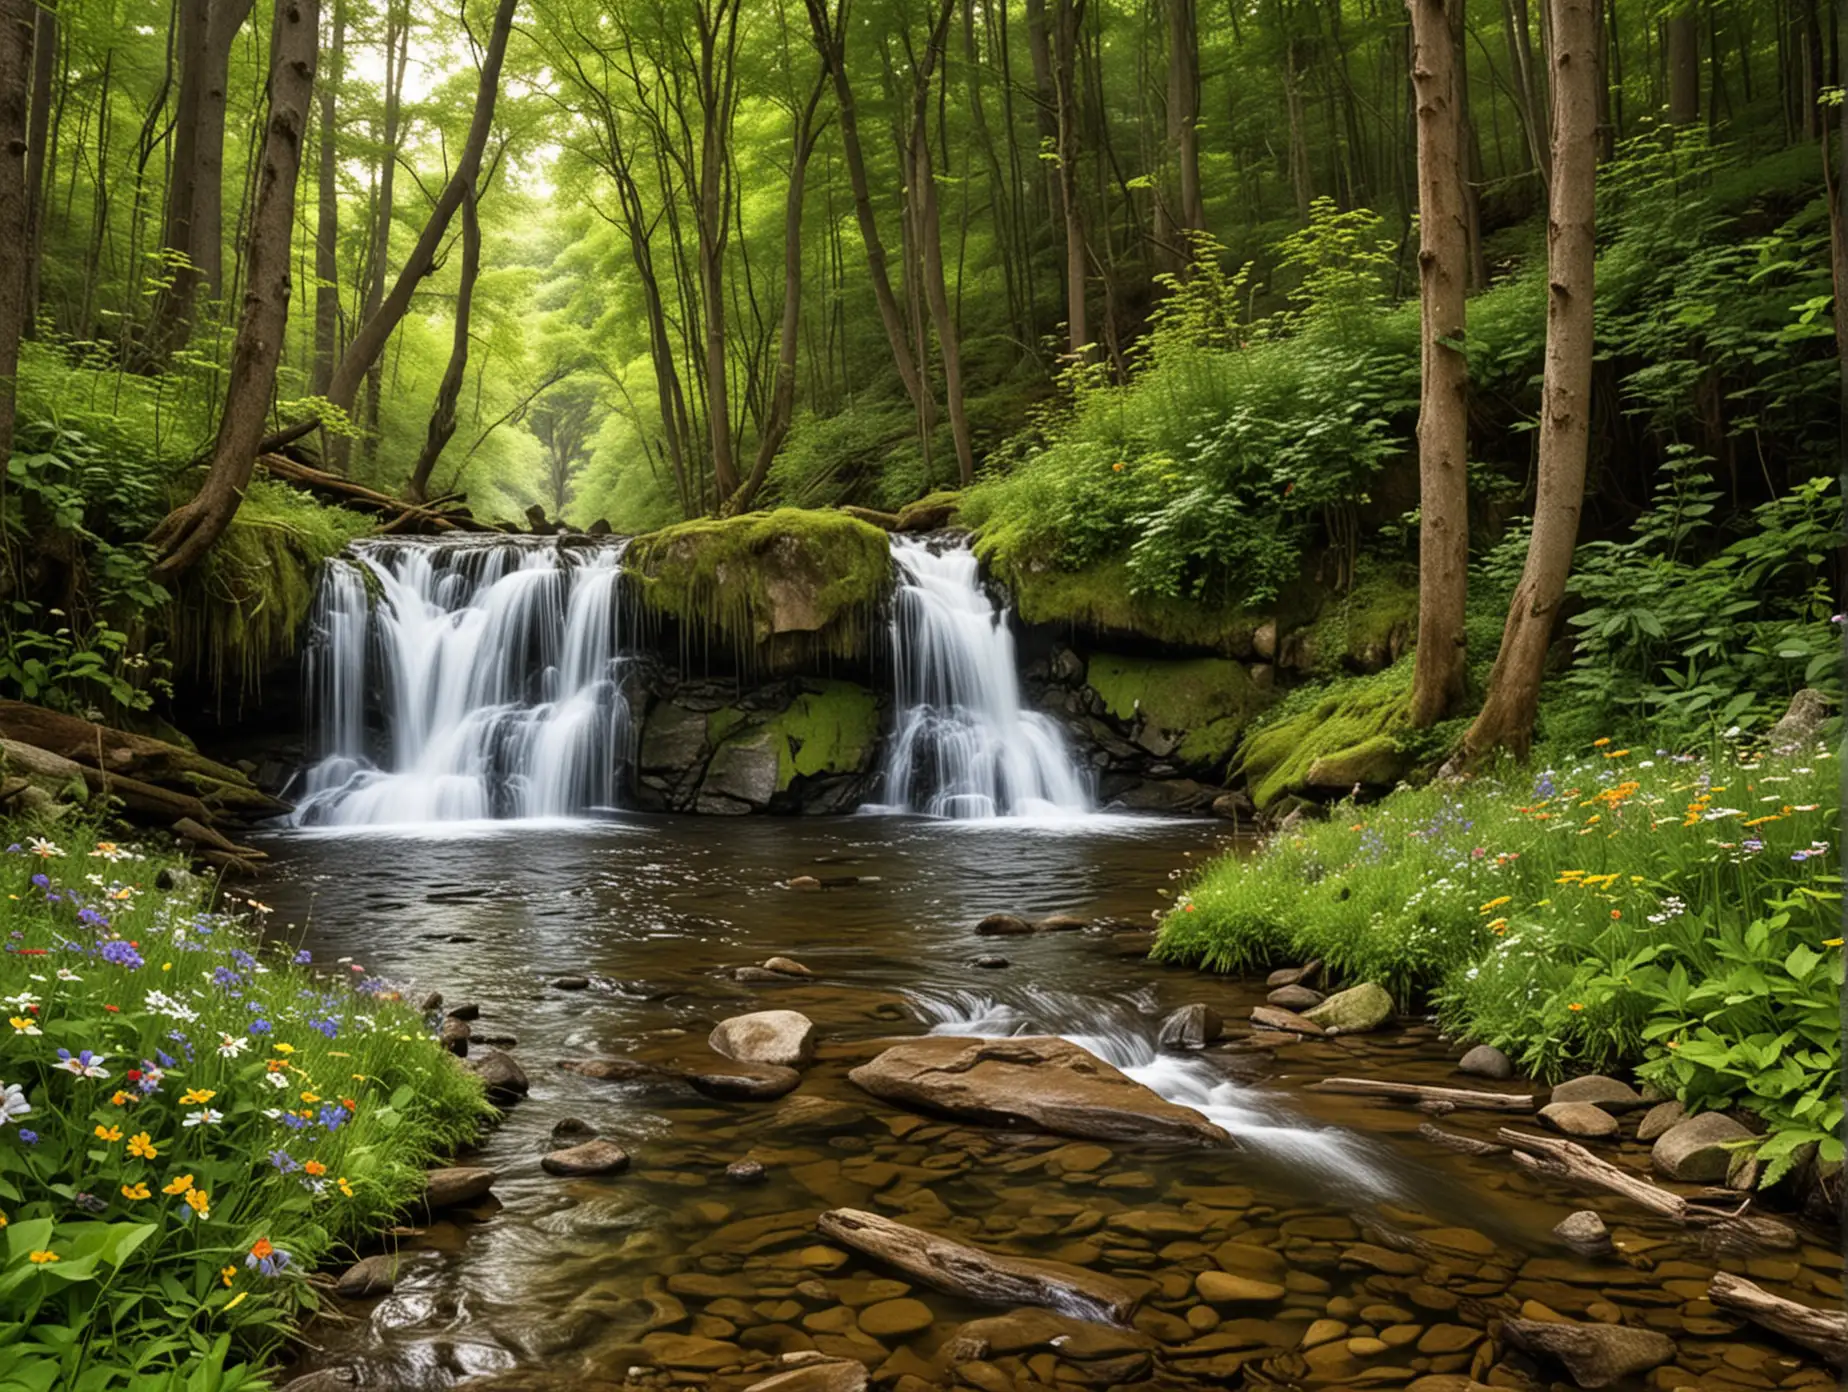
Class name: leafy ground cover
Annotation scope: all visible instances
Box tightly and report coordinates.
[0,822,489,1390]
[1155,740,1842,1183]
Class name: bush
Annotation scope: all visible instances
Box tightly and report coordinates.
[0,823,491,1388]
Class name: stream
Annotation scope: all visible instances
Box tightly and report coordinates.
[258,814,1842,1392]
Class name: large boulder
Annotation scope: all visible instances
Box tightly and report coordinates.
[424,1167,496,1211]
[1651,1110,1754,1182]
[847,1035,1229,1147]
[709,1010,817,1067]
[467,1050,529,1104]
[638,701,709,773]
[1302,982,1394,1034]
[698,733,781,811]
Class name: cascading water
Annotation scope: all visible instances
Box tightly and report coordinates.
[290,537,633,827]
[877,536,1092,819]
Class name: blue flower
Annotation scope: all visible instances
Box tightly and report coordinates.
[230,949,257,971]
[246,1243,292,1277]
[309,1018,338,1040]
[292,949,312,965]
[211,966,242,988]
[318,1104,349,1132]
[280,1113,308,1131]
[98,940,144,970]
[268,1150,299,1173]
[17,1129,37,1145]
[155,1048,177,1069]
[29,874,48,890]
[249,1019,273,1035]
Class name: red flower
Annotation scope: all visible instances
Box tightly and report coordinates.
[127,1069,142,1082]
[103,1004,120,1013]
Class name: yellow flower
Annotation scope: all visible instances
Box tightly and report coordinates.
[1479,896,1512,912]
[93,1124,122,1143]
[1593,738,1610,747]
[0,1211,7,1227]
[7,1017,37,1034]
[273,1043,295,1055]
[184,1187,210,1218]
[337,1176,354,1198]
[1603,748,1630,758]
[121,1183,150,1201]
[221,1265,237,1288]
[162,1174,195,1196]
[1825,938,1843,948]
[225,1291,248,1310]
[109,1090,131,1106]
[179,1088,215,1106]
[1567,1002,1585,1012]
[299,1092,321,1104]
[127,1132,157,1159]
[28,1250,58,1264]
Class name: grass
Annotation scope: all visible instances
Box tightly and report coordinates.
[1155,738,1842,1180]
[0,821,491,1389]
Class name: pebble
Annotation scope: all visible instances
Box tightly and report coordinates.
[1195,1271,1286,1304]
[727,1159,768,1185]
[972,955,1010,969]
[1553,1210,1612,1256]
[1266,984,1324,1010]
[541,1139,630,1177]
[857,1298,933,1338]
[550,975,591,990]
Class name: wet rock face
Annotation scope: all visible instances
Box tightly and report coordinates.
[424,1166,496,1211]
[1457,1044,1512,1080]
[334,1254,399,1299]
[847,1035,1231,1146]
[468,1049,529,1104]
[1157,1003,1223,1051]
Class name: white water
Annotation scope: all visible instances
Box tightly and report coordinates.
[290,538,633,827]
[875,537,1092,819]
[909,984,1399,1199]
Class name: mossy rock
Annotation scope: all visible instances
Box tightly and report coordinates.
[760,681,881,791]
[1236,660,1414,811]
[1085,654,1271,770]
[895,490,962,532]
[625,509,892,668]
[985,554,1261,656]
[1295,562,1419,674]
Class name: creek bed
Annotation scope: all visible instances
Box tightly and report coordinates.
[257,815,1842,1391]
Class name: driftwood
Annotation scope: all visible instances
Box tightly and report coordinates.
[0,701,247,787]
[1498,1129,1798,1249]
[816,1208,1137,1325]
[1708,1272,1848,1363]
[1310,1077,1536,1112]
[259,454,491,532]
[172,816,265,860]
[1417,1121,1510,1156]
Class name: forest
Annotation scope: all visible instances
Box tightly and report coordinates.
[0,0,1843,1388]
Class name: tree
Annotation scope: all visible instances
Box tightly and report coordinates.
[1666,2,1699,125]
[0,0,34,481]
[148,0,320,583]
[1408,0,1471,726]
[1049,0,1090,357]
[1460,0,1598,759]
[405,182,481,504]
[21,0,53,334]
[310,0,346,395]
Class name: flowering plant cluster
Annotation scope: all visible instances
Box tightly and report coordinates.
[0,824,490,1389]
[1157,740,1841,1182]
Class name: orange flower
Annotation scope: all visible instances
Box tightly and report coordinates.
[93,1124,122,1143]
[304,1160,327,1177]
[1610,909,1622,920]
[1568,1002,1585,1012]
[250,1238,275,1261]
[221,1265,237,1288]
[162,1174,194,1196]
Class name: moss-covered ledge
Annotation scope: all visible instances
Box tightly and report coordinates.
[1085,654,1272,771]
[624,508,892,669]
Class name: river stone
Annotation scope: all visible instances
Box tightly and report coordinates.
[1458,1044,1513,1080]
[847,1035,1230,1146]
[741,1363,869,1392]
[1266,960,1321,989]
[687,1061,803,1101]
[1266,984,1324,1010]
[1303,982,1393,1034]
[765,956,814,977]
[1195,1272,1285,1304]
[1553,1211,1612,1256]
[1539,1101,1620,1140]
[1500,1315,1675,1388]
[447,1002,482,1022]
[424,1166,496,1210]
[710,1010,816,1067]
[1635,1100,1685,1141]
[550,975,591,990]
[641,1332,747,1370]
[419,991,444,1012]
[976,913,1033,936]
[334,1253,399,1298]
[857,1298,934,1338]
[1035,914,1088,932]
[559,1056,662,1082]
[1651,1111,1754,1182]
[439,1017,471,1056]
[727,1159,767,1185]
[735,966,787,982]
[787,875,821,890]
[1157,1003,1223,1051]
[972,955,1010,969]
[276,1374,360,1392]
[550,1118,596,1145]
[1249,1004,1325,1035]
[542,1139,630,1177]
[1550,1074,1644,1112]
[468,1050,529,1104]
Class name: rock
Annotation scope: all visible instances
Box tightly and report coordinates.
[1500,1315,1675,1389]
[735,966,789,982]
[447,1002,481,1022]
[1266,984,1323,1010]
[1651,1111,1755,1183]
[1210,790,1256,822]
[640,1332,747,1371]
[972,955,1010,969]
[857,1298,934,1338]
[1303,737,1411,791]
[816,1208,1137,1325]
[1249,1004,1325,1036]
[550,1118,596,1146]
[1034,914,1087,932]
[424,1167,496,1210]
[1458,1044,1513,1080]
[975,913,1033,936]
[764,956,814,977]
[275,1374,359,1392]
[787,875,822,891]
[558,1056,663,1082]
[727,1159,768,1185]
[1539,1102,1621,1140]
[686,1061,803,1101]
[639,702,710,773]
[439,1017,471,1056]
[1634,1100,1685,1142]
[419,991,444,1012]
[542,1139,631,1177]
[1552,1211,1612,1257]
[334,1253,399,1298]
[1109,778,1221,813]
[1303,982,1394,1034]
[848,1035,1230,1147]
[1266,960,1321,989]
[1550,1074,1645,1112]
[468,1050,530,1104]
[1194,1271,1285,1304]
[709,1010,817,1067]
[550,975,591,990]
[1767,688,1833,750]
[1157,1003,1223,1051]
[741,1363,869,1392]
[699,733,782,810]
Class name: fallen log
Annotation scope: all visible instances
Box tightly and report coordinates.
[78,766,212,825]
[172,816,265,860]
[1309,1078,1536,1112]
[1,738,90,786]
[816,1208,1137,1325]
[259,455,493,532]
[1417,1122,1509,1157]
[1708,1272,1848,1363]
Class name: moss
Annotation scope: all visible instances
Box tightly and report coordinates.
[1301,560,1419,674]
[1236,659,1414,810]
[984,552,1263,655]
[625,508,892,668]
[1086,654,1271,770]
[763,681,881,791]
[895,490,963,530]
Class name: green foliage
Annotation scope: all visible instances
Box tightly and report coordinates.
[984,554,1265,654]
[764,405,933,515]
[1234,660,1414,811]
[1156,744,1842,1173]
[0,822,492,1387]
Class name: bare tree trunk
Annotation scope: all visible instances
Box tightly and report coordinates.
[352,1,406,469]
[405,183,479,504]
[1501,0,1550,191]
[1462,0,1597,760]
[1284,43,1314,222]
[1052,0,1090,357]
[1452,0,1490,289]
[310,0,344,396]
[1666,4,1699,123]
[21,0,53,335]
[694,0,743,504]
[1409,0,1471,726]
[148,0,318,583]
[191,0,254,305]
[912,1,975,486]
[325,0,517,430]
[0,0,34,485]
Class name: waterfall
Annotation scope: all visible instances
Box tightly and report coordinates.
[877,535,1092,819]
[290,537,633,827]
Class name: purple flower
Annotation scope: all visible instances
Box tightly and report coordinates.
[309,1018,338,1040]
[246,1245,292,1277]
[29,874,48,890]
[98,940,144,970]
[292,949,312,965]
[77,907,110,930]
[211,966,242,988]
[248,1019,272,1035]
[280,1112,308,1131]
[155,1048,177,1069]
[268,1150,299,1173]
[230,949,257,971]
[317,1104,349,1132]
[17,1129,37,1145]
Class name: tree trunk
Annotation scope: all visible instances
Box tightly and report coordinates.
[324,0,517,428]
[1501,0,1550,191]
[1051,0,1089,357]
[695,0,743,505]
[350,0,406,470]
[1666,5,1699,124]
[404,184,480,505]
[1834,0,1846,507]
[912,1,975,487]
[1284,43,1314,222]
[0,0,34,483]
[1409,0,1471,727]
[191,0,254,304]
[1461,0,1597,760]
[148,0,318,583]
[310,0,344,396]
[1154,0,1203,269]
[21,0,53,335]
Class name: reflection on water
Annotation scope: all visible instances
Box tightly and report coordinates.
[257,815,1841,1391]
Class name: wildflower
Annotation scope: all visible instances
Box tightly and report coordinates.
[7,1016,39,1035]
[303,1160,327,1177]
[1479,896,1512,912]
[246,1238,292,1277]
[162,1174,195,1196]
[16,1130,36,1145]
[90,842,126,862]
[264,1071,291,1090]
[3,992,39,1009]
[183,1187,210,1219]
[121,1183,150,1201]
[1568,1002,1585,1012]
[54,1049,108,1079]
[337,1176,354,1197]
[127,1132,158,1159]
[1610,909,1622,920]
[1592,738,1610,748]
[27,838,63,859]
[225,1291,247,1309]
[249,1019,272,1036]
[98,940,144,969]
[268,1150,299,1173]
[1825,938,1843,949]
[144,989,198,1023]
[55,968,81,982]
[93,1124,122,1143]
[180,1088,217,1107]
[28,1250,58,1264]
[0,1083,30,1127]
[273,1042,295,1055]
[220,1265,237,1288]
[317,1104,349,1132]
[217,1034,249,1059]
[1603,748,1630,759]
[183,1108,224,1128]
[109,1090,131,1106]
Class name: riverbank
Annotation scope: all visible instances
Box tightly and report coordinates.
[1154,738,1843,1200]
[0,820,491,1388]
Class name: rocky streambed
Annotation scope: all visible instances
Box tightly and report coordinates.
[259,815,1843,1392]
